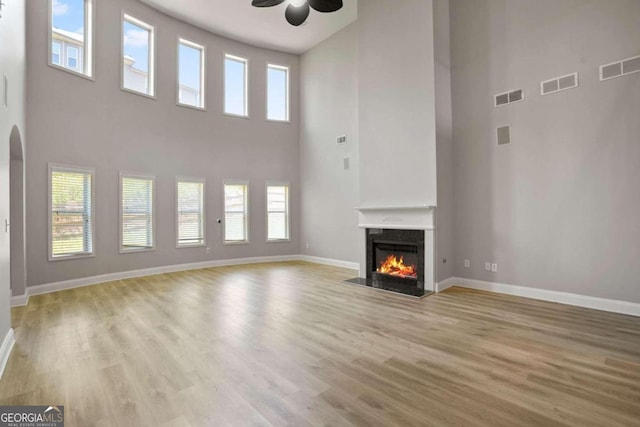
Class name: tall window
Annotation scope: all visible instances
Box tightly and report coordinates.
[49,0,93,77]
[267,64,289,122]
[49,164,95,260]
[120,172,155,252]
[176,178,205,247]
[122,14,155,97]
[224,54,248,117]
[178,39,205,109]
[266,184,290,241]
[224,182,249,243]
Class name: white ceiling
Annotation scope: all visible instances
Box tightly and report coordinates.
[139,0,358,54]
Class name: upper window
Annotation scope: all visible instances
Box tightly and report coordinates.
[49,164,95,261]
[267,64,289,122]
[224,182,249,243]
[120,172,155,252]
[224,54,248,117]
[122,14,155,97]
[176,178,205,247]
[49,0,93,77]
[178,39,205,109]
[266,184,290,241]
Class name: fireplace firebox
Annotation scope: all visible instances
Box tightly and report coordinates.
[365,228,426,297]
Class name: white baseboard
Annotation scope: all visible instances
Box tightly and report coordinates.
[448,277,640,317]
[10,294,29,307]
[435,277,456,293]
[0,328,15,380]
[297,255,360,271]
[11,255,358,307]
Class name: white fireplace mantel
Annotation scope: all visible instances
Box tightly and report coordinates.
[356,205,436,230]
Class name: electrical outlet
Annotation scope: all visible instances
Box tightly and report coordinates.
[485,262,491,271]
[305,242,310,249]
[336,135,347,144]
[491,263,498,273]
[464,259,470,268]
[206,247,211,254]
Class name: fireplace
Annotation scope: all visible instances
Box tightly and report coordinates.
[348,205,436,297]
[367,228,426,296]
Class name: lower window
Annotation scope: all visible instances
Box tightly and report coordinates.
[120,172,155,252]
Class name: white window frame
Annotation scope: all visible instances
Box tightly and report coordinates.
[121,12,156,99]
[265,182,290,243]
[119,171,156,253]
[223,180,250,245]
[266,63,290,123]
[177,37,206,111]
[176,176,206,248]
[223,53,249,118]
[48,163,96,261]
[47,0,95,80]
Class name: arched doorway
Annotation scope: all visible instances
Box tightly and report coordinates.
[9,126,25,298]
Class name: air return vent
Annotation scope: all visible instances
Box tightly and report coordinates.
[541,72,578,95]
[495,89,524,107]
[600,55,640,81]
[497,126,511,145]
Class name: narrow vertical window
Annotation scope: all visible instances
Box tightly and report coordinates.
[224,54,248,117]
[267,64,289,122]
[224,182,249,243]
[122,14,155,97]
[49,164,95,260]
[178,38,205,109]
[52,41,62,65]
[49,0,93,77]
[266,184,290,241]
[120,172,155,252]
[176,178,205,247]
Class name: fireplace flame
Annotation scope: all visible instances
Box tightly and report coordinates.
[377,255,417,278]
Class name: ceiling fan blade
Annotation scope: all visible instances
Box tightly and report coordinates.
[285,3,310,26]
[308,0,343,13]
[251,0,286,7]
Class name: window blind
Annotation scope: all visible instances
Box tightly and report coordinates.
[177,180,205,246]
[267,185,289,241]
[121,175,154,250]
[224,183,248,242]
[50,168,94,258]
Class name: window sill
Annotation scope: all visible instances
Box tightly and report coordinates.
[119,247,156,254]
[177,102,206,112]
[223,112,250,120]
[266,239,291,243]
[266,118,290,124]
[176,242,206,249]
[121,86,156,100]
[48,253,95,262]
[48,62,95,81]
[223,240,250,246]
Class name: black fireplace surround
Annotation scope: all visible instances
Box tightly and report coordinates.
[344,228,426,297]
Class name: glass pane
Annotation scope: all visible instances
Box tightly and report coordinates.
[179,42,203,108]
[51,0,86,74]
[224,184,247,241]
[123,18,152,95]
[178,181,204,245]
[121,176,154,249]
[51,170,92,256]
[225,57,246,116]
[268,66,288,121]
[267,185,288,240]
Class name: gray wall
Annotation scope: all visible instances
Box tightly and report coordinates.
[300,23,360,264]
[358,0,437,207]
[451,0,640,302]
[25,0,300,288]
[0,0,26,339]
[434,0,454,282]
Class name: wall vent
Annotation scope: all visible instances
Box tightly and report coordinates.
[336,135,347,144]
[541,72,578,95]
[497,125,511,145]
[600,55,640,81]
[495,89,524,107]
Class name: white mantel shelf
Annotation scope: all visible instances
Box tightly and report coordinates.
[356,205,436,211]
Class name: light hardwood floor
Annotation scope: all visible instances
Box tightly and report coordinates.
[1,262,639,426]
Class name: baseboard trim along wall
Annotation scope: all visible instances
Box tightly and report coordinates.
[443,277,640,317]
[11,255,360,307]
[0,328,16,380]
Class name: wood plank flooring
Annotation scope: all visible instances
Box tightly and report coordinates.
[1,262,639,426]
